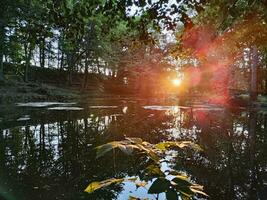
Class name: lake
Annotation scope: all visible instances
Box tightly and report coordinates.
[0,98,266,200]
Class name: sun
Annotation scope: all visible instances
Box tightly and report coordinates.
[172,78,181,86]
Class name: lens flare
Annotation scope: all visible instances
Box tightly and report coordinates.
[172,78,181,86]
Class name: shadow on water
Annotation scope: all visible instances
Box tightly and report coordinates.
[0,100,266,200]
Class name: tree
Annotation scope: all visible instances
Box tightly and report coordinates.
[0,0,22,81]
[168,0,267,100]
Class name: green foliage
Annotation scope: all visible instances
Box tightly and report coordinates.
[145,164,165,177]
[155,141,203,152]
[147,177,170,194]
[0,0,209,82]
[166,188,178,200]
[85,137,207,199]
[95,137,201,161]
[84,177,134,193]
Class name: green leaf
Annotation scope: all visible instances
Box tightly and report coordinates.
[126,137,143,144]
[147,150,159,162]
[85,177,138,194]
[148,178,170,194]
[128,196,148,200]
[84,182,100,193]
[135,181,147,189]
[171,175,192,187]
[171,175,194,197]
[96,141,135,158]
[145,164,165,177]
[177,141,203,151]
[95,138,161,160]
[190,185,208,196]
[66,0,74,10]
[95,143,114,158]
[84,178,124,193]
[155,142,168,151]
[168,171,181,176]
[118,144,134,155]
[126,177,138,182]
[180,194,191,200]
[166,188,179,200]
[128,196,138,200]
[178,188,194,198]
[155,141,202,151]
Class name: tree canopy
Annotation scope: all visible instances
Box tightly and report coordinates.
[1,0,267,96]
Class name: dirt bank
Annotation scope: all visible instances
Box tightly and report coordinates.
[0,80,80,104]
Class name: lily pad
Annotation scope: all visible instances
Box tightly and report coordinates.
[16,102,76,108]
[89,106,118,109]
[48,107,83,111]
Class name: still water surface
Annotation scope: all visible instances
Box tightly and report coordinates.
[0,99,266,200]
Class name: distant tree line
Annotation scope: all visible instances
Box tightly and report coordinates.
[0,0,203,86]
[1,0,267,95]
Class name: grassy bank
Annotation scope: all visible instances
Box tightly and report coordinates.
[0,80,80,104]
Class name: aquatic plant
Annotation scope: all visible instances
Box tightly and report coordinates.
[85,137,207,200]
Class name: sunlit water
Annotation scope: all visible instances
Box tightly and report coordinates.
[0,99,266,200]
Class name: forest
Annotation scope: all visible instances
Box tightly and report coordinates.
[0,0,267,200]
[1,0,267,100]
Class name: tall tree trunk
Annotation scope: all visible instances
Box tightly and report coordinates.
[83,55,89,89]
[68,67,72,85]
[83,28,92,89]
[67,52,73,86]
[97,58,101,74]
[47,41,52,68]
[0,130,5,174]
[60,52,64,70]
[0,24,5,82]
[24,43,34,82]
[250,47,258,102]
[24,51,30,82]
[39,37,45,68]
[59,32,65,70]
[57,44,61,69]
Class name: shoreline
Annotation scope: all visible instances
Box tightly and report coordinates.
[0,80,80,104]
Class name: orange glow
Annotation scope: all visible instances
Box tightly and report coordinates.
[172,78,182,86]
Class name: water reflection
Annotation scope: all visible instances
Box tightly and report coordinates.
[0,102,266,200]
